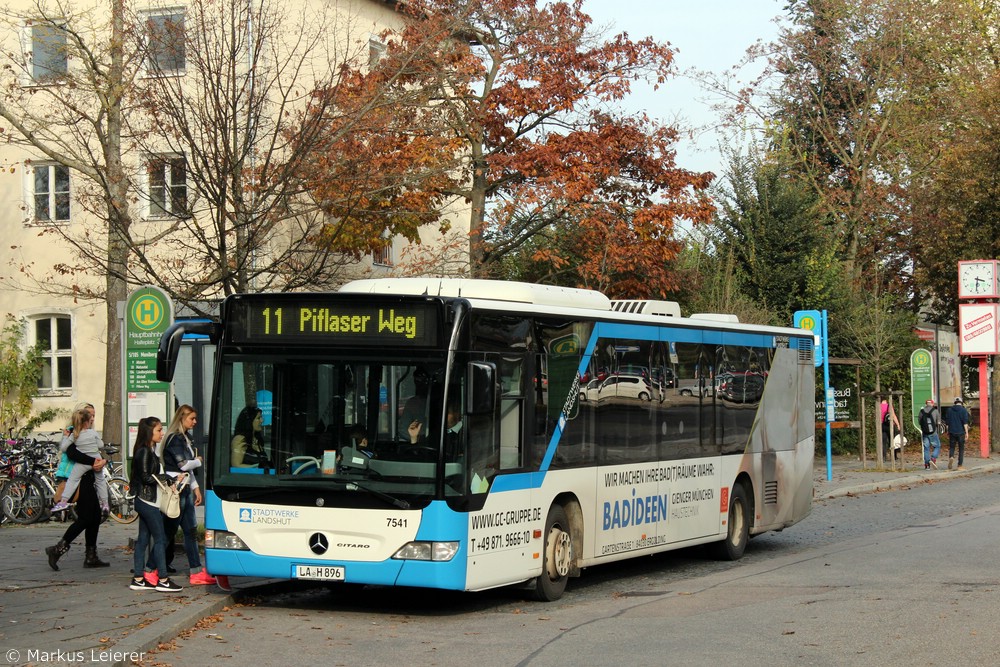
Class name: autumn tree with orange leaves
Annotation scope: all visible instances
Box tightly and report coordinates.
[320,0,714,296]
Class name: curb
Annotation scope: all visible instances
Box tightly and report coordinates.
[109,590,237,667]
[816,462,1000,500]
[108,579,293,667]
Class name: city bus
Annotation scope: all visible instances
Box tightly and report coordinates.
[156,278,815,601]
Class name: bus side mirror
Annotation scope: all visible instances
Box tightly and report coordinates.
[157,325,186,382]
[467,361,496,415]
[156,320,220,382]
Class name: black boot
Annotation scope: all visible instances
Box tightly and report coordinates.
[83,546,110,568]
[45,540,70,571]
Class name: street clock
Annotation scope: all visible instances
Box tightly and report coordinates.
[958,260,999,299]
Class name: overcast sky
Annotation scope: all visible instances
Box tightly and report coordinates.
[581,0,786,176]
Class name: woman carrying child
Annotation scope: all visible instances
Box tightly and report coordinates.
[51,406,109,519]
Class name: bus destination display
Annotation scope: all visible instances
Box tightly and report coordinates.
[230,299,438,346]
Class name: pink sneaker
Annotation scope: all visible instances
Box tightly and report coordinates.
[143,570,159,587]
[189,570,217,586]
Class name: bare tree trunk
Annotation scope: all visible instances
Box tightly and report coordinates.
[468,161,488,277]
[102,0,126,444]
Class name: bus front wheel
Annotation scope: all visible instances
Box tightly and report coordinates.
[712,483,750,560]
[532,504,573,601]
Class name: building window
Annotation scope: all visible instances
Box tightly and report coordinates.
[373,231,393,267]
[32,164,71,222]
[143,10,186,73]
[146,155,188,218]
[29,22,68,82]
[32,315,73,393]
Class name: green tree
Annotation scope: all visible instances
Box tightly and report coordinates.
[0,316,59,436]
[759,0,965,283]
[709,143,843,324]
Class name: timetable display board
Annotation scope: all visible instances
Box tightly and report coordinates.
[226,295,441,347]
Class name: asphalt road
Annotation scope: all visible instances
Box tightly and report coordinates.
[154,470,1000,667]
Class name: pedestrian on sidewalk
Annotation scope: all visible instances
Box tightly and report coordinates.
[160,405,216,586]
[44,421,112,570]
[51,406,110,518]
[130,416,183,592]
[881,398,901,461]
[919,398,942,469]
[945,397,970,471]
[52,402,96,511]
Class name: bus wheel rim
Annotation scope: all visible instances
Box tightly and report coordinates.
[730,499,744,545]
[546,527,571,578]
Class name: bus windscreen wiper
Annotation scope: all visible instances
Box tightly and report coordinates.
[347,482,410,509]
[267,476,409,509]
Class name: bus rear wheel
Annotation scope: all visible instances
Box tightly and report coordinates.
[531,504,572,601]
[712,483,750,560]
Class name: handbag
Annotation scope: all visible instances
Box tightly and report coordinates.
[153,475,186,519]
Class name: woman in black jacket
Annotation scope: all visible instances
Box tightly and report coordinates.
[45,428,111,570]
[128,416,183,592]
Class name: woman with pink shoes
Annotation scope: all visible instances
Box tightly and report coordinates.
[128,416,184,592]
[161,405,219,586]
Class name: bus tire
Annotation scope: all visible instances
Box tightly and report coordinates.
[531,504,573,602]
[712,483,750,561]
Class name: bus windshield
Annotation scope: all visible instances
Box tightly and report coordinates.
[211,354,470,504]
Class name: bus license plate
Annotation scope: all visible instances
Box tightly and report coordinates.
[295,565,345,581]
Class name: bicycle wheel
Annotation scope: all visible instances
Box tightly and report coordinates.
[0,480,9,525]
[107,477,138,524]
[1,476,47,524]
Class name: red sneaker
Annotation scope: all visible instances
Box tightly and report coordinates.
[215,575,232,592]
[143,570,159,587]
[189,570,218,586]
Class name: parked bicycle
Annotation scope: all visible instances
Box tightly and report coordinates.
[1,435,136,525]
[0,437,53,525]
[101,444,136,524]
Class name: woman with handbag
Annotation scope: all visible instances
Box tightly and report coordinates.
[160,405,216,585]
[129,416,184,592]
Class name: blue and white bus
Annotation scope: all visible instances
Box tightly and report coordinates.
[157,278,814,600]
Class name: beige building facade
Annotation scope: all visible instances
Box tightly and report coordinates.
[0,0,468,435]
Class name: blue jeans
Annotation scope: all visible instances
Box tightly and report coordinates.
[176,486,202,570]
[151,486,202,572]
[922,433,941,464]
[135,500,168,576]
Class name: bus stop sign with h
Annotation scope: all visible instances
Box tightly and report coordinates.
[794,310,832,480]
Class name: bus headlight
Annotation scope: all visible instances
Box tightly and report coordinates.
[392,541,459,562]
[205,529,249,551]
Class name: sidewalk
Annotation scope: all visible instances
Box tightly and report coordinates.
[2,454,999,667]
[0,519,275,667]
[813,451,1000,500]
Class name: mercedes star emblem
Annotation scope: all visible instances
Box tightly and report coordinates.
[309,532,329,555]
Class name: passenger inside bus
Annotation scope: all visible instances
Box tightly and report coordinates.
[231,406,271,468]
[407,402,461,455]
[398,366,431,440]
[342,424,375,463]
